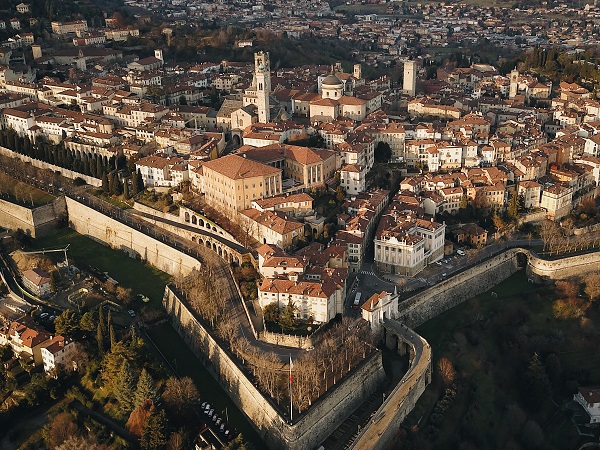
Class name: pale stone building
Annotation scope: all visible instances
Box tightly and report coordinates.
[374,213,445,276]
[201,154,282,220]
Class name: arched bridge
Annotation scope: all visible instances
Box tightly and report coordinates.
[131,209,252,266]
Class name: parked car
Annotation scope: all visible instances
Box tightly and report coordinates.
[128,310,136,317]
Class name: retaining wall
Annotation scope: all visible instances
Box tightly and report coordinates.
[398,248,522,328]
[259,331,313,349]
[0,146,102,187]
[0,197,66,238]
[163,286,387,450]
[65,198,200,277]
[528,251,600,280]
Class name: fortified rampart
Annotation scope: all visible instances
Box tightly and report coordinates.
[65,198,200,276]
[398,248,523,328]
[0,197,66,238]
[350,320,432,450]
[0,146,102,187]
[527,251,600,280]
[163,286,387,450]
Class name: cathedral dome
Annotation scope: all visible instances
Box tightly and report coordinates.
[322,73,343,87]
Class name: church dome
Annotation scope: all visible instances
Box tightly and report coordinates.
[322,73,343,87]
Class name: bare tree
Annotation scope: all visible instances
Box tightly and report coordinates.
[216,319,237,345]
[584,272,600,301]
[540,220,558,252]
[162,377,200,418]
[438,357,456,386]
[555,279,579,298]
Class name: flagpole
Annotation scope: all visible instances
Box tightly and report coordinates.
[289,354,293,423]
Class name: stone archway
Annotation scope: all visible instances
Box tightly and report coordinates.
[192,216,197,225]
[184,212,190,223]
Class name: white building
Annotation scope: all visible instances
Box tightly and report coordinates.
[339,164,366,195]
[540,183,573,220]
[574,387,600,424]
[135,154,188,188]
[361,290,398,333]
[22,267,51,297]
[257,272,344,324]
[374,214,445,276]
[40,335,77,374]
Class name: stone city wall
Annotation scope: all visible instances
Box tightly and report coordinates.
[132,202,249,265]
[65,198,200,277]
[527,251,600,280]
[163,286,387,450]
[398,249,522,328]
[0,146,102,187]
[259,330,313,349]
[0,197,66,238]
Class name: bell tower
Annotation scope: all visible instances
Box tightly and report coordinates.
[509,68,519,99]
[255,51,271,123]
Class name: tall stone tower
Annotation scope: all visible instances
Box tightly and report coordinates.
[509,69,519,99]
[403,60,416,97]
[353,64,362,79]
[254,51,271,123]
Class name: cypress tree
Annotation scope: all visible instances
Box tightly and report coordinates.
[136,169,144,193]
[108,172,116,195]
[99,307,107,335]
[134,368,159,408]
[82,154,90,176]
[123,180,130,200]
[109,323,117,350]
[115,359,137,415]
[97,322,105,354]
[96,157,103,179]
[23,137,32,156]
[115,174,123,195]
[102,172,109,193]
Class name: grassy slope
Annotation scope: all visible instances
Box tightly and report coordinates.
[31,228,171,306]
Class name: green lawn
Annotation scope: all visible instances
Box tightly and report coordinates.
[31,229,171,308]
[405,271,597,450]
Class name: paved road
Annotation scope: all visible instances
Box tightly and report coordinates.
[353,237,547,304]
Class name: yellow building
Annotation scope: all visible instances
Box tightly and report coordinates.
[201,154,282,219]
